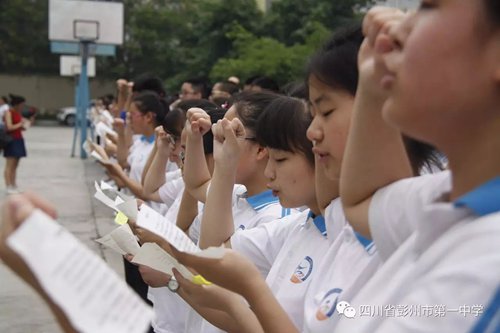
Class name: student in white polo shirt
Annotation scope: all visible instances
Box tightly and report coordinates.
[139,108,226,333]
[169,95,337,332]
[300,21,439,333]
[183,92,294,240]
[336,4,500,333]
[104,91,170,201]
[182,92,297,333]
[103,91,172,311]
[168,23,445,333]
[141,100,221,206]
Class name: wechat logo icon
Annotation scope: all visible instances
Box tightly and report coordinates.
[336,301,356,319]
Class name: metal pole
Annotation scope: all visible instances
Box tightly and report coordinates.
[78,41,90,158]
[70,75,80,157]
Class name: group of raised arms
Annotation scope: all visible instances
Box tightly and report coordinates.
[0,2,499,333]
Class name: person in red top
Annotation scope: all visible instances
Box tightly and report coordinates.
[4,94,28,194]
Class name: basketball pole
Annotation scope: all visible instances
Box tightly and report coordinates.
[77,40,90,159]
[70,75,80,157]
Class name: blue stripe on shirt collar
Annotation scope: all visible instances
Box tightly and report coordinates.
[454,177,500,216]
[308,211,327,237]
[469,287,500,333]
[245,190,279,211]
[140,134,155,143]
[354,231,373,251]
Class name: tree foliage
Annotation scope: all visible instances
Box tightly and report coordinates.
[261,0,372,45]
[210,22,330,86]
[0,0,59,74]
[0,0,371,91]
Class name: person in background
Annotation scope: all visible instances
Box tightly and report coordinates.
[4,94,29,195]
[250,76,280,93]
[243,75,262,92]
[209,81,240,107]
[227,76,240,86]
[0,96,10,129]
[180,78,209,101]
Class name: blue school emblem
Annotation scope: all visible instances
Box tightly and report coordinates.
[290,256,313,284]
[316,288,343,321]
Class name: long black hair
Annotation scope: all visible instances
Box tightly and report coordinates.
[257,96,314,165]
[306,23,442,174]
[132,91,168,127]
[230,91,280,135]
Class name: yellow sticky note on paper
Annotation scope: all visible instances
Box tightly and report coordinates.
[114,212,129,225]
[192,275,212,286]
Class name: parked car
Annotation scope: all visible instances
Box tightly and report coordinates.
[21,105,38,121]
[57,105,92,126]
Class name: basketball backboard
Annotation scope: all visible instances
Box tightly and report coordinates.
[49,0,124,45]
[60,56,96,77]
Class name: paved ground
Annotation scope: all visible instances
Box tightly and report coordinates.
[0,122,125,333]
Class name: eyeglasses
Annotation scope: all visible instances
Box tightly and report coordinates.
[180,90,196,97]
[164,130,181,144]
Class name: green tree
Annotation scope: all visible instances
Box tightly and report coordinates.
[210,22,330,86]
[164,0,262,91]
[0,0,371,94]
[97,0,194,81]
[262,0,371,45]
[0,0,58,74]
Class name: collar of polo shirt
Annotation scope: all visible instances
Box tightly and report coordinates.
[454,177,500,216]
[242,189,279,212]
[140,134,155,143]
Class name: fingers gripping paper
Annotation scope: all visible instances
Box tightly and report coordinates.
[7,210,153,333]
[131,243,194,279]
[136,205,224,258]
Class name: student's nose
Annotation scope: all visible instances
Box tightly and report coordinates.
[306,118,323,144]
[264,160,275,181]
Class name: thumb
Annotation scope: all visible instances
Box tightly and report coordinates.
[1,195,35,239]
[230,118,245,139]
[222,119,238,147]
[374,33,395,54]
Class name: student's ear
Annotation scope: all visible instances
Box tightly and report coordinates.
[255,146,268,161]
[145,111,155,124]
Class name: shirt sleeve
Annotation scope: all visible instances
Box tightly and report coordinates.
[369,171,451,261]
[375,215,500,333]
[231,214,299,278]
[158,177,184,207]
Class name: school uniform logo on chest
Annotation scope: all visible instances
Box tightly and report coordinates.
[316,288,343,321]
[290,256,313,283]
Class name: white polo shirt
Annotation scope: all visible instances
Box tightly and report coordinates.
[126,135,169,214]
[187,185,245,244]
[187,187,296,333]
[231,203,333,330]
[127,135,155,183]
[157,170,183,208]
[187,186,293,244]
[335,172,500,333]
[0,104,9,126]
[233,189,294,231]
[148,181,201,333]
[303,199,381,332]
